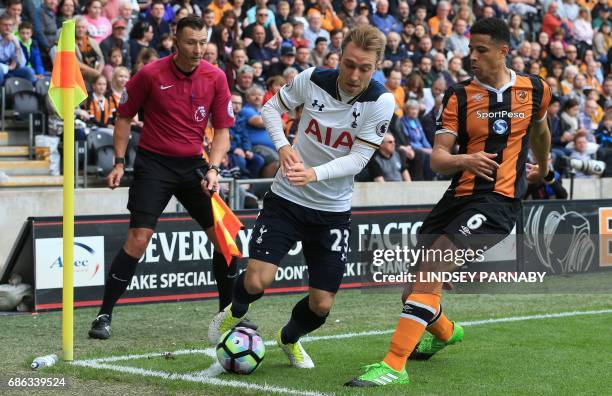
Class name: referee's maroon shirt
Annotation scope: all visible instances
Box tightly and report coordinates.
[117,56,235,157]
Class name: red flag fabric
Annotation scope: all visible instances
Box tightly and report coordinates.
[211,193,243,265]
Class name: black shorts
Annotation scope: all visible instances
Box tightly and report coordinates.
[418,191,520,252]
[248,192,351,293]
[127,148,213,230]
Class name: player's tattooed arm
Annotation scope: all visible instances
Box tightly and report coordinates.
[528,118,552,182]
[431,132,499,182]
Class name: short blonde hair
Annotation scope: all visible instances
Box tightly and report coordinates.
[112,66,130,81]
[341,25,386,62]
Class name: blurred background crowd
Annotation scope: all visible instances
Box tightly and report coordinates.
[0,0,609,199]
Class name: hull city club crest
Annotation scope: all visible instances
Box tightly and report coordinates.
[515,90,529,104]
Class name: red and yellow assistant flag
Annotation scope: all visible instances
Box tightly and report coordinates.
[211,192,244,265]
[48,19,87,117]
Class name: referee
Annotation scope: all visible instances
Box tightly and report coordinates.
[89,16,237,339]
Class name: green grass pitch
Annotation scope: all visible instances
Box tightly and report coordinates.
[3,278,612,395]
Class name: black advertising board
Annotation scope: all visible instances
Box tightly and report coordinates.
[521,199,612,273]
[31,206,436,311]
[28,198,612,312]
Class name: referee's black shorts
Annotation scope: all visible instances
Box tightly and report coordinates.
[127,148,213,230]
[418,191,520,252]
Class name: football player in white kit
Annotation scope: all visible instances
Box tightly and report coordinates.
[208,26,395,368]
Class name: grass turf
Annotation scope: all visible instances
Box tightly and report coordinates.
[2,279,612,395]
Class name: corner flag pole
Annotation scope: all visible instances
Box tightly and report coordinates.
[61,86,75,361]
[48,19,87,362]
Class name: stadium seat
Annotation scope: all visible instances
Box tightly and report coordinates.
[1,77,35,130]
[3,77,34,97]
[34,78,50,97]
[5,85,45,160]
[88,127,115,178]
[125,131,140,174]
[12,91,40,116]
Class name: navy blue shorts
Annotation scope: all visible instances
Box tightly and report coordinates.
[248,192,351,293]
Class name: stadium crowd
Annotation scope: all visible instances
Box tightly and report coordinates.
[0,0,610,193]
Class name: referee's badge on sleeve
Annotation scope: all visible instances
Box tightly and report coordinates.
[119,89,128,104]
[195,106,207,122]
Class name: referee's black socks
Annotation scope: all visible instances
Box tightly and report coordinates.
[281,296,328,344]
[231,271,263,318]
[99,248,139,318]
[212,251,237,312]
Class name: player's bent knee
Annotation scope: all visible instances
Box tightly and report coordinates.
[308,292,335,316]
[309,300,333,316]
[244,259,277,294]
[244,276,267,295]
[125,228,154,258]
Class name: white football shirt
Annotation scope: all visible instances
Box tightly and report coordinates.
[271,67,395,212]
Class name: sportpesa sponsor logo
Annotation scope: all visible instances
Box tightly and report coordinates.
[476,110,526,119]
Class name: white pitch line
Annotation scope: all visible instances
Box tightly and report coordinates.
[71,360,328,396]
[72,308,612,396]
[459,309,612,326]
[75,349,214,365]
[190,362,225,378]
[204,308,612,354]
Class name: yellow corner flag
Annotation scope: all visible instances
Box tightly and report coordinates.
[48,19,87,362]
[211,193,244,266]
[48,20,87,117]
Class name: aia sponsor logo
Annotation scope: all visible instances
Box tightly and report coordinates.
[304,119,353,149]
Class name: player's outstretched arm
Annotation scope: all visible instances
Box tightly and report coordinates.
[283,142,375,186]
[107,116,132,189]
[528,118,552,181]
[312,142,376,181]
[430,132,462,175]
[299,92,395,184]
[431,132,499,182]
[261,94,302,176]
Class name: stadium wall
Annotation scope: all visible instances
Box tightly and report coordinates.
[1,178,611,275]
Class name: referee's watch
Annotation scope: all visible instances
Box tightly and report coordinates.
[543,169,555,184]
[114,157,125,167]
[208,164,221,175]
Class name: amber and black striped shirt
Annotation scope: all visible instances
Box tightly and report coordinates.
[436,71,552,199]
[83,93,119,128]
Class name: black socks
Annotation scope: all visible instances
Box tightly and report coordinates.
[230,271,263,318]
[212,252,238,312]
[281,296,328,344]
[98,248,139,318]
